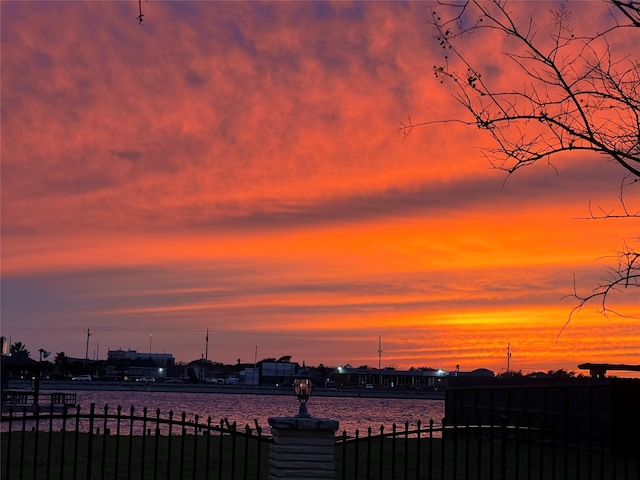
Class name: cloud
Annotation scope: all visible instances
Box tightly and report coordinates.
[110,149,142,162]
[1,0,637,372]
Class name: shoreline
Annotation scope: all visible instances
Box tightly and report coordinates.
[11,380,445,401]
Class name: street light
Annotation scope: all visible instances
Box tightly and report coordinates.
[38,348,51,362]
[293,367,313,418]
[38,349,50,380]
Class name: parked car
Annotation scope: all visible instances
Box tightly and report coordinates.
[72,375,92,381]
[164,378,183,383]
[136,377,156,382]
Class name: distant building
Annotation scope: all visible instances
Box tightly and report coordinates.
[104,349,174,380]
[106,349,174,367]
[242,367,260,386]
[332,365,495,389]
[260,361,297,386]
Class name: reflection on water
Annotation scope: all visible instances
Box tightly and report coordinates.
[67,390,444,434]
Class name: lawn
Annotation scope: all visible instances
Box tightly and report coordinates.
[2,429,637,479]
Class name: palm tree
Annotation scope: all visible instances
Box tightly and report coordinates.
[54,352,71,378]
[9,341,29,357]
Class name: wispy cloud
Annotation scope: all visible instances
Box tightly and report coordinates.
[1,0,637,371]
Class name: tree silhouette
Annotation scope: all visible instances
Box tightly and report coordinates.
[401,0,639,326]
[54,352,71,378]
[186,367,199,383]
[9,341,29,357]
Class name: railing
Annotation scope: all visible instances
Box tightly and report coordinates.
[2,405,638,480]
[1,403,269,480]
[335,419,640,480]
[2,391,77,408]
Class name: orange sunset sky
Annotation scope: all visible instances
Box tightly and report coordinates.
[1,1,638,376]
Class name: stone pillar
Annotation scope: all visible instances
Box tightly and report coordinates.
[268,416,339,479]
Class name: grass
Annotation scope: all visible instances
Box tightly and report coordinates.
[2,428,637,480]
[2,430,269,480]
[335,430,638,480]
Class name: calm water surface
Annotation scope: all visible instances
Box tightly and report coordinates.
[70,390,444,434]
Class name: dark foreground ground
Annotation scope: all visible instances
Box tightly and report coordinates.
[3,426,634,480]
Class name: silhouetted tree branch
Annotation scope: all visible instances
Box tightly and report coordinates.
[137,0,145,24]
[560,244,640,338]
[577,174,640,219]
[405,0,639,326]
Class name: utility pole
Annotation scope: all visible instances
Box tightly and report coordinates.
[378,336,382,386]
[507,341,512,374]
[205,329,209,363]
[205,330,209,382]
[85,328,92,368]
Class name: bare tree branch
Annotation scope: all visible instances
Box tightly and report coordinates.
[574,175,640,219]
[410,0,640,328]
[560,244,640,340]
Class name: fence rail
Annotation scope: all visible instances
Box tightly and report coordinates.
[2,404,638,479]
[2,403,269,480]
[335,419,639,480]
[2,390,77,408]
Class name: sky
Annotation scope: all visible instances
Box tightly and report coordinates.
[1,0,638,376]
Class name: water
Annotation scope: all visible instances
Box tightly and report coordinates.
[65,390,444,434]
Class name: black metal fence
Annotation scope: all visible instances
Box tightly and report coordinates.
[1,403,269,480]
[335,419,640,480]
[2,405,638,480]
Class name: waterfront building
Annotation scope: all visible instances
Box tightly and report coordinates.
[106,348,174,367]
[332,365,495,390]
[104,348,175,380]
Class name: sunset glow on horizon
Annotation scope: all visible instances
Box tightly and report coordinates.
[1,1,638,377]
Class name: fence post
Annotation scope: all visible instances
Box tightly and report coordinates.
[268,416,339,479]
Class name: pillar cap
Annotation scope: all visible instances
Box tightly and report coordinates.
[268,416,339,432]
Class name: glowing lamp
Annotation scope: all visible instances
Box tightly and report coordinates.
[293,367,313,417]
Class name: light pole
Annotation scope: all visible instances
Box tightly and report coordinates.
[149,334,152,368]
[37,349,50,382]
